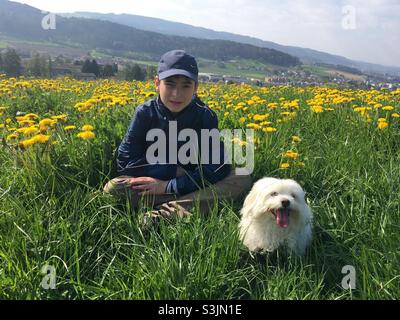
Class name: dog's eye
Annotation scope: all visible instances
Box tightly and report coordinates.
[291,193,296,199]
[270,192,278,197]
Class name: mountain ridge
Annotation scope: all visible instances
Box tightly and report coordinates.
[0,0,299,68]
[61,11,400,76]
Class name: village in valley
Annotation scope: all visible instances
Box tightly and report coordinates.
[1,46,399,91]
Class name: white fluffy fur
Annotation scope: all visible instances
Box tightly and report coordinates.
[239,177,313,255]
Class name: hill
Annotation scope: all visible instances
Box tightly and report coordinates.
[0,0,300,67]
[62,11,400,76]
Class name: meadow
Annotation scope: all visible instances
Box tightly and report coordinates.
[0,74,399,299]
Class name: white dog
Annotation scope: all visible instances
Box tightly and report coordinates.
[239,177,312,255]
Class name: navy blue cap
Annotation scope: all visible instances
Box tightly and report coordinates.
[157,50,198,82]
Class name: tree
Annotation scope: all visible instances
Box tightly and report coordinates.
[125,63,145,81]
[81,59,92,73]
[146,65,157,80]
[0,53,3,73]
[46,57,53,78]
[3,48,22,77]
[112,63,118,75]
[101,64,115,78]
[26,54,52,78]
[90,59,100,77]
[81,59,100,77]
[28,54,44,77]
[124,64,133,81]
[133,64,145,81]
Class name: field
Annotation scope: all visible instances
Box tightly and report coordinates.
[0,74,399,299]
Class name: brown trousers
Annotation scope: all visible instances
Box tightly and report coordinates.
[103,171,252,216]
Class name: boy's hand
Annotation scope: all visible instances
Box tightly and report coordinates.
[129,177,168,196]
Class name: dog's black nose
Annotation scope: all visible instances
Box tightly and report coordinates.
[281,200,290,208]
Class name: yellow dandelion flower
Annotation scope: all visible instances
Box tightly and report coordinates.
[39,118,57,132]
[283,150,299,159]
[378,118,387,122]
[51,114,68,121]
[77,131,95,140]
[382,106,394,111]
[224,112,230,117]
[82,124,94,131]
[280,163,290,169]
[18,119,35,127]
[262,127,277,133]
[246,123,261,130]
[267,102,278,109]
[32,134,50,143]
[25,113,40,119]
[253,114,268,122]
[391,113,400,118]
[292,135,301,142]
[64,125,77,131]
[6,134,18,141]
[74,102,86,109]
[21,126,40,136]
[19,138,36,149]
[39,118,56,126]
[239,117,246,124]
[311,106,324,113]
[378,122,388,130]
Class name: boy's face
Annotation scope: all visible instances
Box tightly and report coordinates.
[155,75,198,113]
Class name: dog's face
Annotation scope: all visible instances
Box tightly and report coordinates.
[245,178,310,228]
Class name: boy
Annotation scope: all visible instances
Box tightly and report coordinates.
[104,50,252,226]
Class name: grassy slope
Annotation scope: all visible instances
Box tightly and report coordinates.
[2,37,368,82]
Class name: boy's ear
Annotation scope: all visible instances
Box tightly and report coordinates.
[155,76,160,92]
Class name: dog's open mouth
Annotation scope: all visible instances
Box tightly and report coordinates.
[271,208,290,228]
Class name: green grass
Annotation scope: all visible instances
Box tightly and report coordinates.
[300,65,330,77]
[0,41,8,49]
[0,79,399,299]
[198,58,267,79]
[0,36,65,48]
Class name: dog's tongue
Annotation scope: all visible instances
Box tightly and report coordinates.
[276,208,289,228]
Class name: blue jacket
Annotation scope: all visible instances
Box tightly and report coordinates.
[117,96,231,196]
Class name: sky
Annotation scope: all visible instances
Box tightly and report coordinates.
[10,0,400,67]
